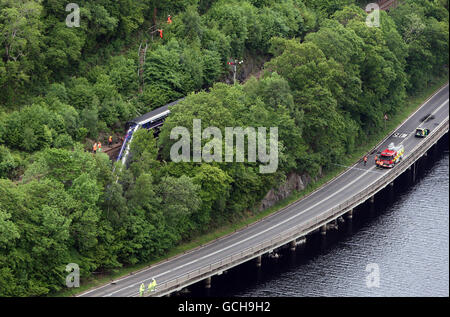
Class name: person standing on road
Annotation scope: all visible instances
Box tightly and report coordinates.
[139,283,145,297]
[148,278,157,293]
[363,155,368,166]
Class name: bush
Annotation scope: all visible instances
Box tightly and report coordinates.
[53,134,74,149]
[0,146,16,178]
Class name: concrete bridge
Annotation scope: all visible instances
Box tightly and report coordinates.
[78,84,449,297]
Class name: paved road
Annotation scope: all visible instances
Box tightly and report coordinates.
[79,84,449,297]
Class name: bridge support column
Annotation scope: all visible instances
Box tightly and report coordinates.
[298,236,306,245]
[320,226,327,250]
[345,210,353,235]
[290,240,296,251]
[346,209,353,219]
[256,255,262,268]
[347,217,353,235]
[328,219,338,230]
[205,277,211,289]
[179,288,190,295]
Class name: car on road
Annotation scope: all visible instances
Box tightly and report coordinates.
[415,127,430,138]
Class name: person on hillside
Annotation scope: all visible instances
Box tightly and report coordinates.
[167,15,172,24]
[93,142,97,154]
[108,135,113,146]
[97,142,102,152]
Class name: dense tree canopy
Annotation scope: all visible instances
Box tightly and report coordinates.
[0,0,448,296]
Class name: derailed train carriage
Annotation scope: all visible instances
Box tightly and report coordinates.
[116,98,185,165]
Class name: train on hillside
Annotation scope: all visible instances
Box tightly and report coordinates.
[116,98,185,165]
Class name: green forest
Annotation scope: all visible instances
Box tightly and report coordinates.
[0,0,448,296]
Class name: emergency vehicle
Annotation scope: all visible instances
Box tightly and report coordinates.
[415,127,430,138]
[376,143,405,168]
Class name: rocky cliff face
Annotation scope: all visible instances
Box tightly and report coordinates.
[258,167,322,211]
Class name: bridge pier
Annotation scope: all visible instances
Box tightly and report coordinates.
[256,255,262,268]
[345,209,353,235]
[179,287,190,295]
[299,236,306,245]
[388,181,395,203]
[347,216,353,235]
[346,209,353,219]
[320,224,327,236]
[408,163,415,184]
[369,197,376,217]
[290,240,296,251]
[204,277,211,289]
[327,219,338,230]
[411,162,417,183]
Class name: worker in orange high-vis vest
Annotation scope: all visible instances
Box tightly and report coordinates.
[158,29,163,38]
[108,135,113,146]
[93,142,97,154]
[363,155,368,166]
[167,15,172,24]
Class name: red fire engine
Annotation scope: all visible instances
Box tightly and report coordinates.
[376,142,405,168]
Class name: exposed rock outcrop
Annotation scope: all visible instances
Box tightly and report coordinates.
[258,167,323,211]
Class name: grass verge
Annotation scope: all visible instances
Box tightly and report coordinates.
[56,75,449,297]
